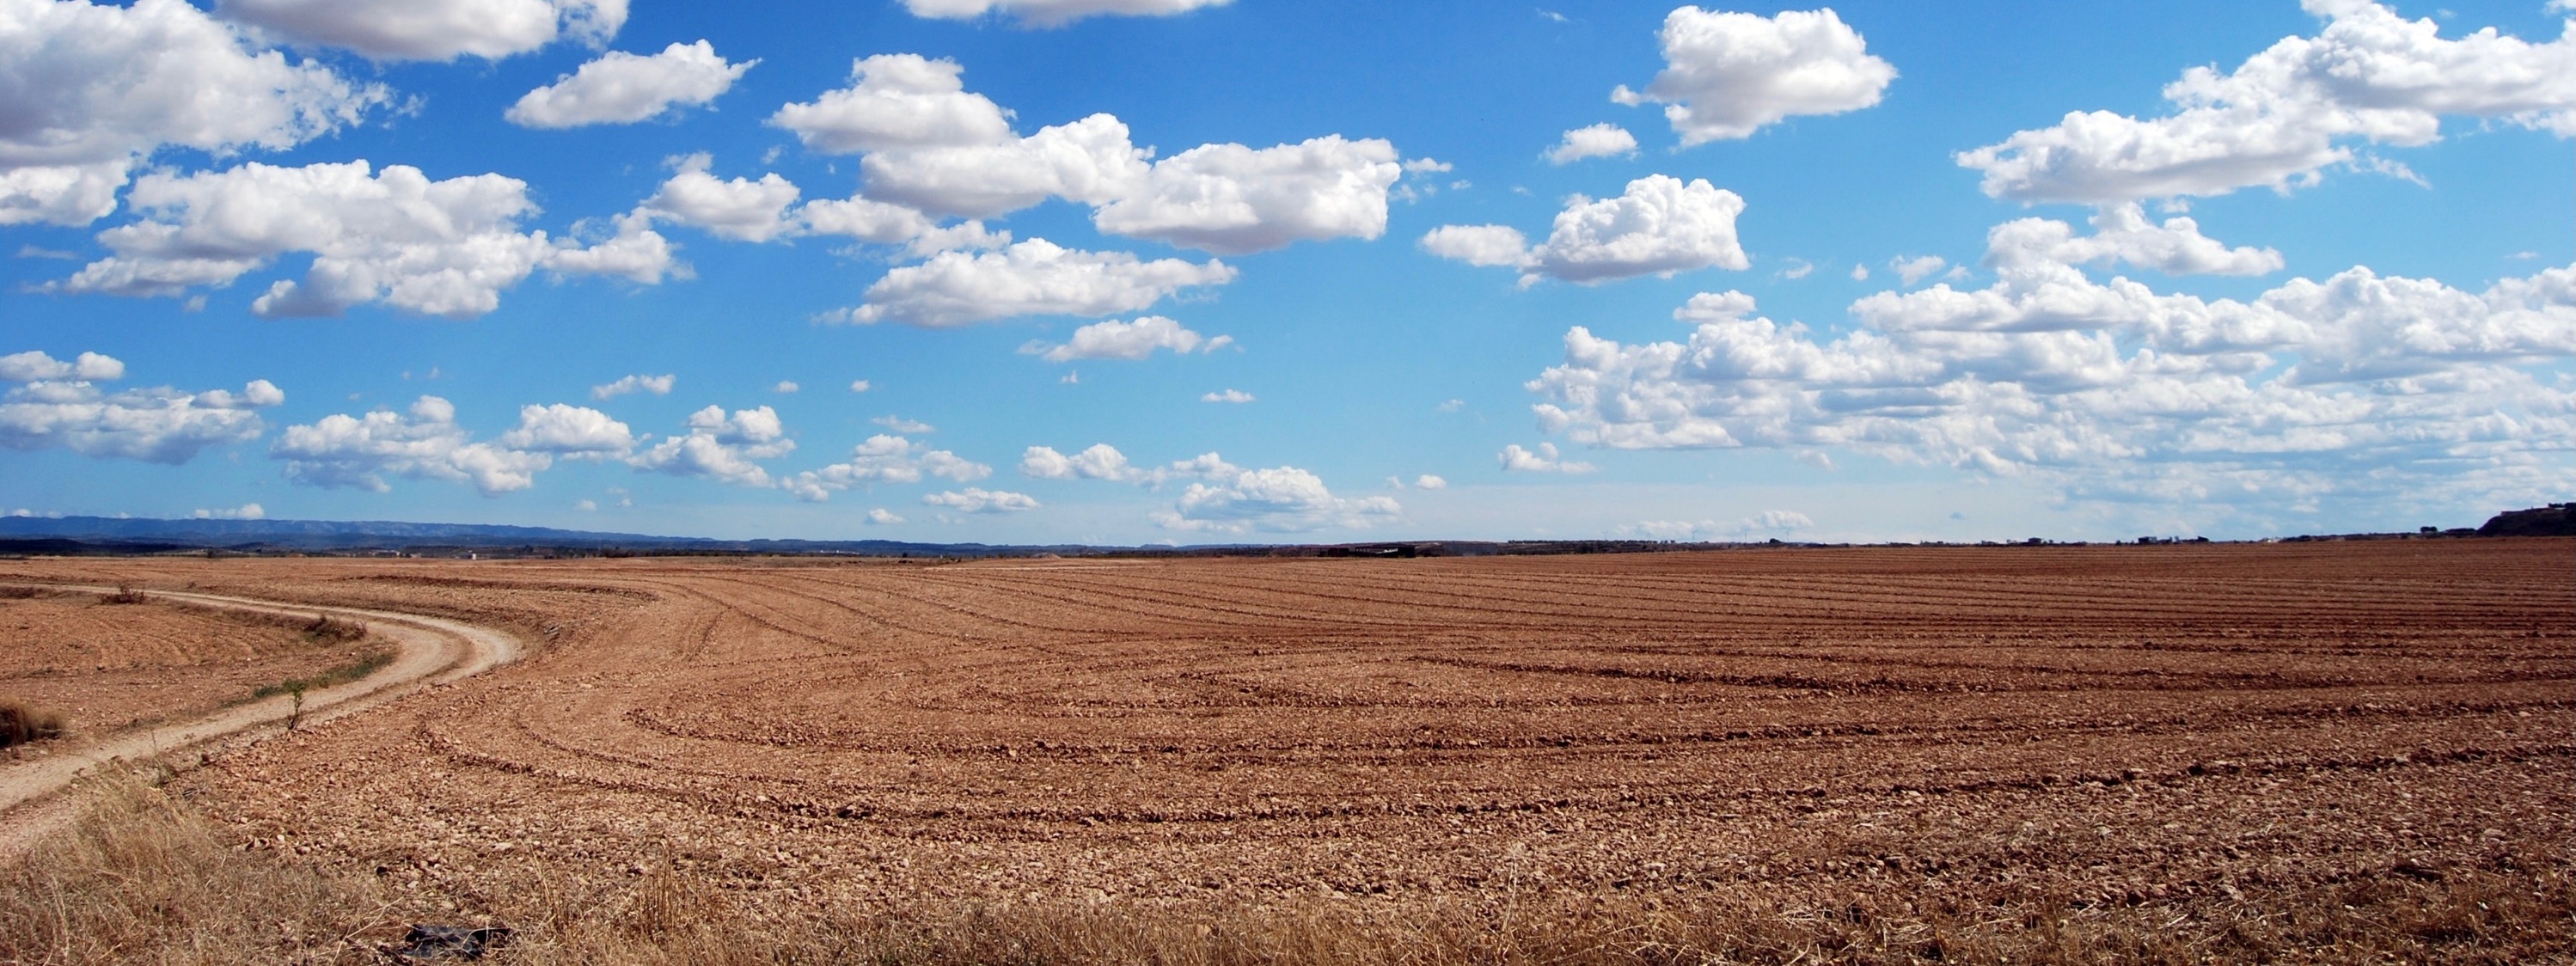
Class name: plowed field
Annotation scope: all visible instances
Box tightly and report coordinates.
[4,539,2570,958]
[0,588,386,737]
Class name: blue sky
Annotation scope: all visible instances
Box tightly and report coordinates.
[3,0,2569,544]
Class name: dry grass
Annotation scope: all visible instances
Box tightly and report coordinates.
[3,777,2567,965]
[0,700,65,748]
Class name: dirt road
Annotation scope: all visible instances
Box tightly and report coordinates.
[0,586,523,854]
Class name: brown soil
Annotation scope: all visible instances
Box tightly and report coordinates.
[2,539,2569,961]
[0,588,388,737]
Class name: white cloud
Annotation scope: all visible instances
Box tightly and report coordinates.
[768,54,1016,154]
[792,194,939,244]
[1419,224,1531,268]
[895,0,1229,28]
[1525,250,2576,522]
[1201,388,1254,403]
[784,58,1404,254]
[922,486,1039,513]
[48,160,672,317]
[1778,258,1815,280]
[774,381,800,394]
[1414,474,1447,490]
[1890,254,1946,286]
[215,0,627,61]
[0,0,389,226]
[192,503,265,520]
[0,351,124,382]
[0,358,279,463]
[1957,1,2576,204]
[627,404,792,487]
[272,396,551,494]
[1545,123,1639,164]
[1849,263,1869,281]
[839,238,1235,327]
[1019,443,1137,481]
[783,434,989,501]
[1498,442,1596,474]
[872,415,933,432]
[641,155,801,242]
[1620,511,1808,541]
[1612,6,1895,144]
[1423,175,1748,285]
[866,507,904,524]
[574,498,597,511]
[1091,135,1402,254]
[847,379,873,393]
[505,40,750,128]
[541,209,676,284]
[858,113,1147,218]
[1154,465,1399,533]
[493,403,632,455]
[1033,315,1229,361]
[590,372,673,400]
[1021,443,1243,489]
[2019,203,2285,277]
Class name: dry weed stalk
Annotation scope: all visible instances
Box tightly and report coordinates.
[2,777,2568,965]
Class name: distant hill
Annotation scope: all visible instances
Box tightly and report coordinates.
[2479,504,2576,537]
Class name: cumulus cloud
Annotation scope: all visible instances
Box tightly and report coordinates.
[922,486,1039,513]
[493,403,633,456]
[505,40,751,128]
[1201,388,1254,403]
[0,352,280,463]
[856,113,1147,217]
[1622,511,1810,540]
[272,396,553,494]
[866,507,904,524]
[1020,444,1246,492]
[1890,255,1947,286]
[590,372,672,400]
[1546,123,1640,164]
[215,0,627,61]
[1414,474,1447,490]
[896,0,1230,28]
[641,155,800,242]
[47,161,672,317]
[627,404,792,487]
[837,238,1235,327]
[1091,135,1402,254]
[0,0,389,226]
[768,54,1016,154]
[1019,442,1139,481]
[1498,442,1595,474]
[1031,315,1230,361]
[1154,465,1399,533]
[0,351,124,382]
[1957,1,2576,204]
[1525,243,2576,521]
[1612,6,1896,144]
[780,60,1403,253]
[782,433,988,502]
[193,503,265,520]
[1423,175,1748,285]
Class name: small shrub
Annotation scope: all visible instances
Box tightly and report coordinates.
[101,585,149,604]
[0,700,67,747]
[0,584,40,600]
[303,614,368,643]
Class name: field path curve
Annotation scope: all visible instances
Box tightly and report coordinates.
[0,584,525,856]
